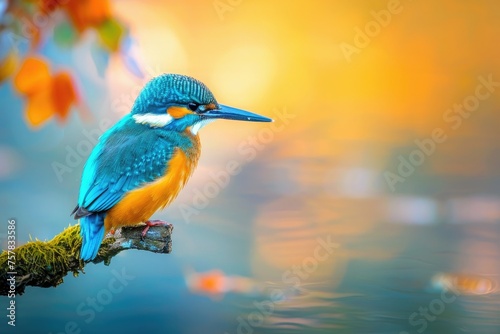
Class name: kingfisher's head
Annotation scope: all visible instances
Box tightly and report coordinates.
[130,74,272,134]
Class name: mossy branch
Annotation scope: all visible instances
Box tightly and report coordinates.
[0,224,173,296]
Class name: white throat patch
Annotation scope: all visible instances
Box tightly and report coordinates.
[133,113,173,127]
[191,119,215,135]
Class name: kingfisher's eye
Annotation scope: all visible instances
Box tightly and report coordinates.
[197,105,208,114]
[187,103,199,111]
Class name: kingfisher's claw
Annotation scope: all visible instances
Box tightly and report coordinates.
[141,220,170,240]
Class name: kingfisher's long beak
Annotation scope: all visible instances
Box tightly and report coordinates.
[204,104,273,122]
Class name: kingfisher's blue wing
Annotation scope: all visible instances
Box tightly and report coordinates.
[75,120,178,215]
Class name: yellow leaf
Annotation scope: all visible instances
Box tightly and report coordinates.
[0,50,18,83]
[97,18,124,52]
[25,89,54,127]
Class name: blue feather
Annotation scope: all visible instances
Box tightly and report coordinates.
[80,213,106,261]
[78,115,184,212]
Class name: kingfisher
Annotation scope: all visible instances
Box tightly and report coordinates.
[72,74,272,261]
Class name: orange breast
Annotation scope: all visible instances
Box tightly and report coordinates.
[104,139,200,231]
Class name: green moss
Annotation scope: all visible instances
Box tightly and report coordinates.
[0,224,86,292]
[1,222,171,295]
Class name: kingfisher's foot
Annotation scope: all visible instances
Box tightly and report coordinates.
[141,220,170,240]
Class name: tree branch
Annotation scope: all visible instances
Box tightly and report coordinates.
[0,223,173,296]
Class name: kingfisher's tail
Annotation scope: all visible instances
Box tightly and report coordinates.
[79,213,106,261]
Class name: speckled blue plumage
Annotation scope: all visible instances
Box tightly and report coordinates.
[131,73,218,115]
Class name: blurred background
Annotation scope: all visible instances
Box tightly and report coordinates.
[0,0,499,333]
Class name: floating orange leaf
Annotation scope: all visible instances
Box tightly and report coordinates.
[197,271,225,295]
[13,57,50,96]
[51,71,78,121]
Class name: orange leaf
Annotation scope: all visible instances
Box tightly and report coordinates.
[25,89,54,127]
[64,0,112,32]
[50,71,78,121]
[14,57,51,96]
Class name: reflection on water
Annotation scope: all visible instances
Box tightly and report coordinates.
[432,272,497,296]
[215,113,500,334]
[228,223,499,333]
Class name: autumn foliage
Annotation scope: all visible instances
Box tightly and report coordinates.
[0,0,127,128]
